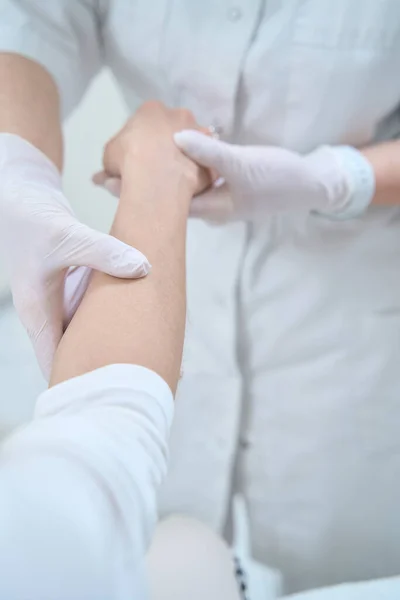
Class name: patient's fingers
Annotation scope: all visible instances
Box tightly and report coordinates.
[189,181,235,223]
[93,172,121,197]
[93,122,217,198]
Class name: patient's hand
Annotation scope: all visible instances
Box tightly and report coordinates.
[93,101,213,199]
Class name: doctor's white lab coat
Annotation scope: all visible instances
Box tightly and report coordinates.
[2,0,400,593]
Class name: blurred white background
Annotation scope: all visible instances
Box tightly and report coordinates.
[0,69,129,433]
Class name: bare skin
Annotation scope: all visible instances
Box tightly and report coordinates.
[49,102,209,393]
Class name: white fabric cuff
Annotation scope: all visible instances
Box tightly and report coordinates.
[317,145,376,220]
[35,363,174,427]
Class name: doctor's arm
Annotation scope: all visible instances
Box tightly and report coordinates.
[172,131,400,221]
[361,140,400,207]
[0,53,62,168]
[0,0,104,167]
[0,2,152,378]
[0,102,204,600]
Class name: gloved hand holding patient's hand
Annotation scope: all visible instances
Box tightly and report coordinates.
[173,131,360,221]
[0,134,150,380]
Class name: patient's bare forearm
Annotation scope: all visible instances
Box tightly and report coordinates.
[0,53,62,169]
[49,161,192,393]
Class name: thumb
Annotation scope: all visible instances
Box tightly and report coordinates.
[61,225,151,278]
[174,130,235,174]
[103,177,122,198]
[93,171,122,198]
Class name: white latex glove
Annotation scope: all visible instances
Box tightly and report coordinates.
[173,131,375,221]
[0,134,150,379]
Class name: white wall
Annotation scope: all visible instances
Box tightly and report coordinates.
[63,70,129,233]
[0,69,129,296]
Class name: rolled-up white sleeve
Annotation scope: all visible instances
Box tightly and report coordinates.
[0,0,103,117]
[0,364,174,600]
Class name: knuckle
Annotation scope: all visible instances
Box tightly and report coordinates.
[178,107,195,123]
[141,100,163,112]
[102,137,124,175]
[102,138,114,160]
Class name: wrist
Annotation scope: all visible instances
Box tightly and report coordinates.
[120,151,194,208]
[122,135,198,184]
[112,157,192,250]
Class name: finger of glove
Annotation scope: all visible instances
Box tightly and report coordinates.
[174,130,235,174]
[58,225,151,278]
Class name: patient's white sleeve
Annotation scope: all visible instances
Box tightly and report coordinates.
[0,364,174,600]
[0,0,103,117]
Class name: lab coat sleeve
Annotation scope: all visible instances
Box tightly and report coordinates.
[287,576,400,600]
[0,364,174,600]
[0,0,104,117]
